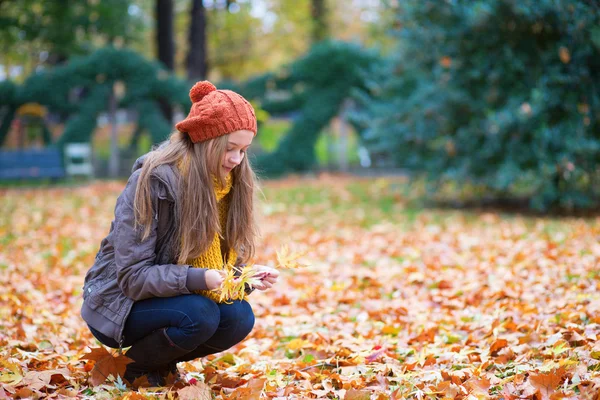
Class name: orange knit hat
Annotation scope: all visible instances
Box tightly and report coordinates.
[175,81,257,143]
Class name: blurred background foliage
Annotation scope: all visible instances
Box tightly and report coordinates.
[352,0,600,211]
[0,0,599,211]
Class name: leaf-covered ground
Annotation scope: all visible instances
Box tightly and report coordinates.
[1,176,599,399]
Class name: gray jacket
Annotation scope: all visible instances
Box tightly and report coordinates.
[81,154,209,344]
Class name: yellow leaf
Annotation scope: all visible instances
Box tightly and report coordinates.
[382,325,401,335]
[276,245,308,269]
[287,338,311,351]
[0,359,23,386]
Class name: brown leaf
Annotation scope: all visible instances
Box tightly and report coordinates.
[81,347,133,386]
[13,387,35,399]
[227,378,266,400]
[131,375,150,388]
[55,388,78,398]
[177,382,213,400]
[465,376,490,396]
[345,389,372,400]
[21,368,70,390]
[80,346,112,363]
[529,371,562,400]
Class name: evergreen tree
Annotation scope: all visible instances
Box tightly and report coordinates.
[356,0,600,211]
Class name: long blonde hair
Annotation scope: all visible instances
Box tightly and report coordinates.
[133,131,258,264]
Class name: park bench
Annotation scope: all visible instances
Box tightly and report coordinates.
[0,144,94,181]
[0,147,66,180]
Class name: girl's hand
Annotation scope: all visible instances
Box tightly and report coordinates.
[205,269,225,290]
[251,265,280,291]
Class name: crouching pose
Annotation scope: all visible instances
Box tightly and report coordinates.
[81,81,278,385]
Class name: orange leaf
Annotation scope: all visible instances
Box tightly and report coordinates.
[80,347,111,363]
[490,338,508,355]
[228,378,266,400]
[345,389,372,400]
[21,368,70,391]
[81,347,133,386]
[528,371,562,400]
[177,382,213,400]
[465,376,490,396]
[13,388,34,399]
[123,393,150,400]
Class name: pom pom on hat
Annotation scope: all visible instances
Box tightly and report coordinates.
[189,81,216,103]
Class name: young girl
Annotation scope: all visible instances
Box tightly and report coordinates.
[81,81,279,386]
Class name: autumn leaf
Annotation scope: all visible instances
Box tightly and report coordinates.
[465,376,490,396]
[121,393,149,400]
[590,341,600,359]
[21,368,70,390]
[228,378,266,400]
[345,389,372,400]
[2,176,600,399]
[489,338,508,355]
[275,244,308,269]
[529,370,563,400]
[0,359,23,386]
[131,375,150,389]
[217,264,262,302]
[177,381,212,400]
[80,347,133,386]
[12,387,34,399]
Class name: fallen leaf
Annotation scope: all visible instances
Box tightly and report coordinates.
[80,347,133,386]
[0,359,23,386]
[177,382,212,400]
[529,370,562,400]
[228,378,266,399]
[490,338,508,355]
[21,368,70,390]
[12,387,34,399]
[345,389,372,400]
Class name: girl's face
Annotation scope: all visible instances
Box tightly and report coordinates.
[221,129,254,175]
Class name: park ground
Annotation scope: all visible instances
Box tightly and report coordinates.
[1,175,599,399]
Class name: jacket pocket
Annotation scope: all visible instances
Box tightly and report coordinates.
[83,284,104,310]
[83,274,113,309]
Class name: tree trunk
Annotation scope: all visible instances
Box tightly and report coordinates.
[128,124,144,152]
[0,107,16,147]
[186,0,208,81]
[108,86,120,178]
[311,0,329,44]
[155,0,174,122]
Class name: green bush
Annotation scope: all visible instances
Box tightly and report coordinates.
[241,40,380,175]
[355,0,600,211]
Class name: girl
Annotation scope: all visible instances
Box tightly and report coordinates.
[81,81,279,386]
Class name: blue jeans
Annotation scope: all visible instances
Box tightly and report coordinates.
[89,295,255,361]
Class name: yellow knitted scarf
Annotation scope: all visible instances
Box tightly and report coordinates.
[178,160,237,303]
